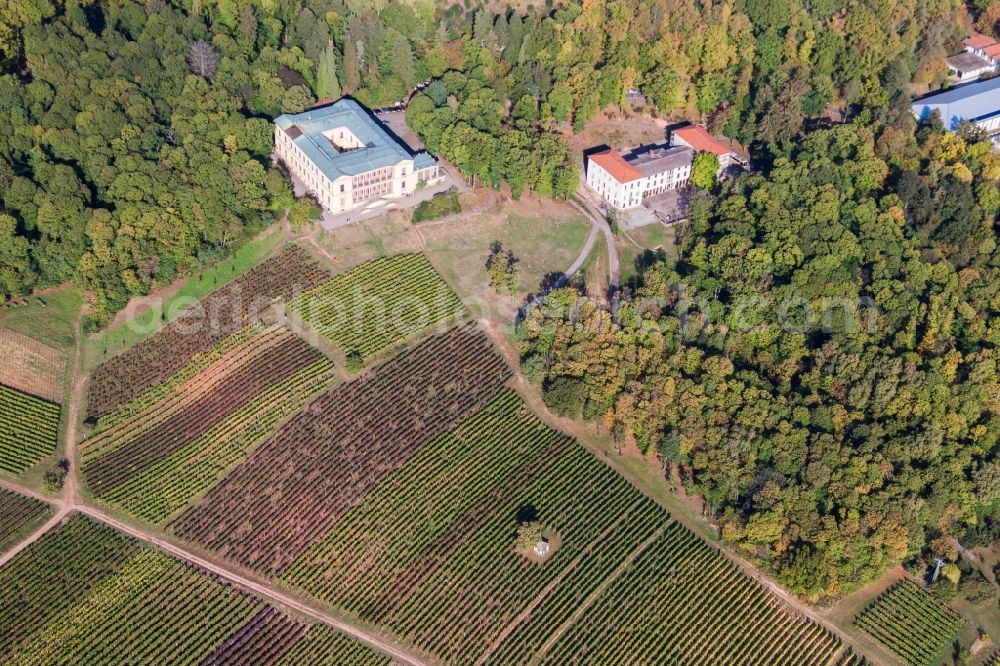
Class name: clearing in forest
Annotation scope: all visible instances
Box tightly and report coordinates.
[0,513,390,665]
[0,329,66,403]
[854,580,964,666]
[81,323,336,524]
[287,253,466,361]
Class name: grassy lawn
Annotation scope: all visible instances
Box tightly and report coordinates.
[420,197,591,302]
[0,287,83,352]
[618,223,677,285]
[307,193,591,318]
[83,225,286,369]
[311,211,424,274]
[569,117,666,162]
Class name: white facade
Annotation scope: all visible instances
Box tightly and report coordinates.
[586,160,640,209]
[585,147,692,210]
[274,126,440,215]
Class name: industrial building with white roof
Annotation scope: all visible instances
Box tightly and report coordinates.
[911,77,1000,148]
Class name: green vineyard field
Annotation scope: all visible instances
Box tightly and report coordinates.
[288,253,466,360]
[282,389,848,664]
[81,324,336,524]
[0,514,391,665]
[854,580,964,666]
[278,625,390,666]
[0,488,50,550]
[0,384,60,474]
[539,520,842,665]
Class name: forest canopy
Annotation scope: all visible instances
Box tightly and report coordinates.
[0,0,979,320]
[518,121,1000,600]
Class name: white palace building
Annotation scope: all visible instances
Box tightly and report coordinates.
[273,98,442,215]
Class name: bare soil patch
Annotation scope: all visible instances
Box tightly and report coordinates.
[0,329,66,403]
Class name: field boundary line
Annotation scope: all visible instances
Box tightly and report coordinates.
[530,522,669,663]
[76,505,427,666]
[477,508,668,664]
[0,478,60,506]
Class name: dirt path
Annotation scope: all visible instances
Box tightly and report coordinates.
[563,220,601,278]
[76,505,426,666]
[62,304,85,505]
[568,194,619,289]
[0,295,427,666]
[0,473,425,665]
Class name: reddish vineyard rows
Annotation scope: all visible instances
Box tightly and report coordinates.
[83,330,327,496]
[87,246,330,418]
[0,513,392,665]
[201,607,307,665]
[0,488,50,548]
[282,389,578,620]
[170,324,510,576]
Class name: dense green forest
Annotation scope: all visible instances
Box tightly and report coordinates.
[519,121,1000,601]
[0,0,982,320]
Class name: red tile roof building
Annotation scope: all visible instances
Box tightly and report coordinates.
[670,124,733,158]
[953,33,1000,81]
[588,149,642,183]
[964,33,998,51]
[585,144,693,209]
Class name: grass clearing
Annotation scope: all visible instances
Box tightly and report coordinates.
[420,198,591,301]
[618,223,678,284]
[310,212,425,275]
[0,288,82,352]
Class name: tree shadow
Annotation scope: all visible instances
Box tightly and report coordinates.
[516,504,538,524]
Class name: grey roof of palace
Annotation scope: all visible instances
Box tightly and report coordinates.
[622,144,694,177]
[275,98,437,178]
[946,52,994,74]
[911,77,1000,130]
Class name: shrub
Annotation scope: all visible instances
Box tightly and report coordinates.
[412,189,461,223]
[42,458,69,492]
[345,350,364,373]
[515,521,543,551]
